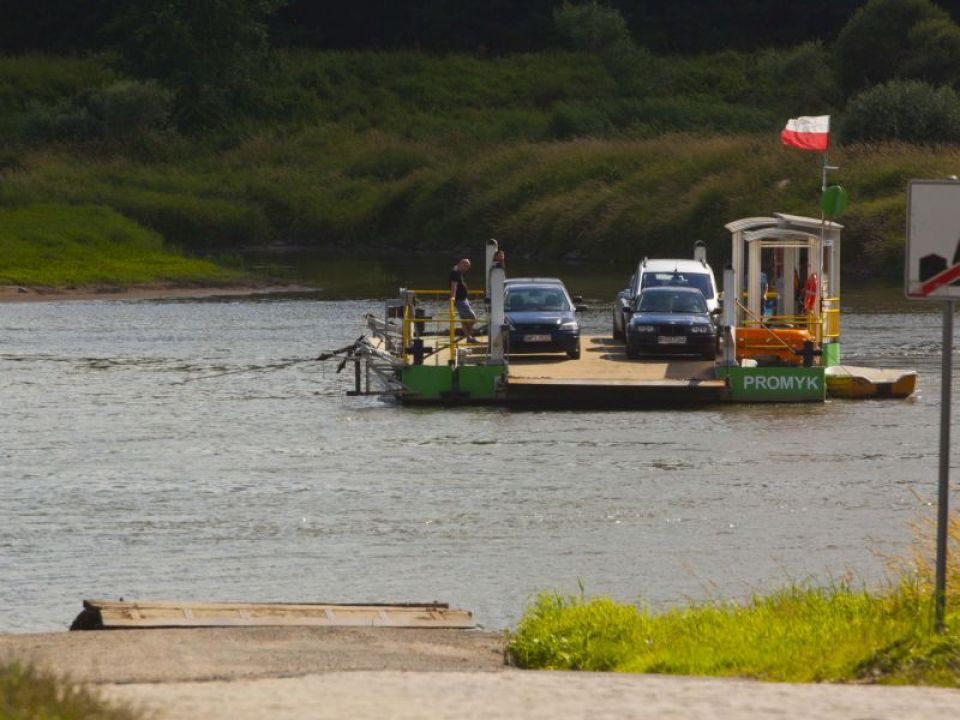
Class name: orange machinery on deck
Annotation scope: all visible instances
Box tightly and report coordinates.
[734,326,813,365]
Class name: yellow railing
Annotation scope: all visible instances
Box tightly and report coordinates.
[744,313,820,336]
[742,295,840,342]
[399,289,485,365]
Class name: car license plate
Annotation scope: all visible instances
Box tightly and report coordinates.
[658,336,686,345]
[524,334,552,342]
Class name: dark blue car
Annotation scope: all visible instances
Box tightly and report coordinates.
[504,279,582,359]
[625,286,717,360]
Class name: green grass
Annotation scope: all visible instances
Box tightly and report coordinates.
[508,510,960,686]
[0,661,139,720]
[0,203,245,286]
[509,584,960,685]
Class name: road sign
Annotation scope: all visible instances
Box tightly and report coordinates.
[906,180,960,300]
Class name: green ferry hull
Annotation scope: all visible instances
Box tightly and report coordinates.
[398,363,826,405]
[717,365,826,402]
[399,364,506,403]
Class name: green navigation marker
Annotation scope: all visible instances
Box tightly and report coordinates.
[821,185,848,218]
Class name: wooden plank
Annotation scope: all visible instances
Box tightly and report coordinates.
[506,336,719,384]
[77,600,475,630]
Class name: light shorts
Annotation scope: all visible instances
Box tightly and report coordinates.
[455,299,477,320]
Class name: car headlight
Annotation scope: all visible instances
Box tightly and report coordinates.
[560,320,579,329]
[632,324,656,333]
[689,325,714,334]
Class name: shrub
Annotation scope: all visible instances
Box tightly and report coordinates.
[840,80,960,144]
[0,54,113,115]
[19,98,95,144]
[20,80,173,146]
[0,662,139,720]
[549,101,613,139]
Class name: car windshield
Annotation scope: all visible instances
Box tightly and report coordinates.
[637,290,707,314]
[640,271,714,299]
[505,287,571,312]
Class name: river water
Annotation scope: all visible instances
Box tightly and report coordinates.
[1,261,955,633]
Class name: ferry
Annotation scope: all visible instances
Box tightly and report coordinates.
[333,215,915,406]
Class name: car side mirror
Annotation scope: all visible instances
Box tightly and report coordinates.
[575,304,588,312]
[572,295,584,304]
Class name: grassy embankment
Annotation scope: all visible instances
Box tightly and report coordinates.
[3,50,960,285]
[0,661,137,720]
[0,204,242,287]
[509,512,960,686]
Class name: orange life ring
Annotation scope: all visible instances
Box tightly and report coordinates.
[803,273,819,313]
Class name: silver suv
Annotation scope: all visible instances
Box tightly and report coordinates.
[612,256,718,340]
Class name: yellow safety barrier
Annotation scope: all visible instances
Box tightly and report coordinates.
[744,313,820,336]
[398,289,487,366]
[822,296,840,338]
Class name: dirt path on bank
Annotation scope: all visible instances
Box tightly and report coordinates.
[101,671,960,720]
[3,629,960,719]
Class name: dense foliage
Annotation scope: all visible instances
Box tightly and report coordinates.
[3,0,960,281]
[833,0,960,95]
[841,80,960,144]
[110,0,285,130]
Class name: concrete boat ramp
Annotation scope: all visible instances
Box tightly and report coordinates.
[3,628,959,720]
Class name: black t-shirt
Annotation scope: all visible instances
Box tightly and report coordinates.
[449,269,468,301]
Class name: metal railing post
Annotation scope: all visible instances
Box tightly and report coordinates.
[449,297,456,365]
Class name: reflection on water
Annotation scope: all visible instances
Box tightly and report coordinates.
[0,264,955,633]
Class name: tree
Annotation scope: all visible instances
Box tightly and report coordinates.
[902,18,960,87]
[553,1,649,90]
[110,0,286,131]
[833,0,954,97]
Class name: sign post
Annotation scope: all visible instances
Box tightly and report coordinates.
[906,179,960,631]
[938,301,953,631]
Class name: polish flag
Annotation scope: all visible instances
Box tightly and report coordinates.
[780,115,830,152]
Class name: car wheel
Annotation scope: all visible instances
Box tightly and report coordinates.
[702,350,716,361]
[626,341,639,360]
[612,319,623,340]
[568,342,581,360]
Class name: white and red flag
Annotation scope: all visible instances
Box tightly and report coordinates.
[780,115,830,152]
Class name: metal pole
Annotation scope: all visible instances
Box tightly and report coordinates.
[936,300,953,631]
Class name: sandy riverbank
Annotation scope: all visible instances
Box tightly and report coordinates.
[0,284,320,303]
[3,629,959,719]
